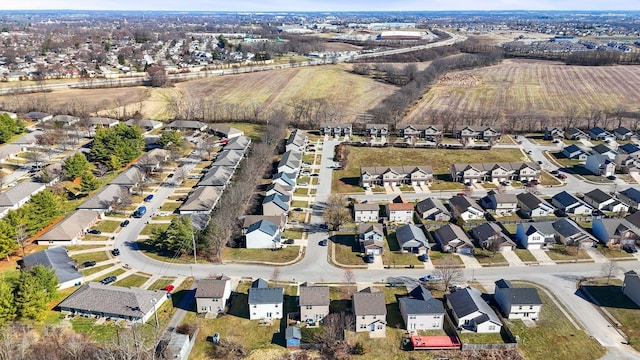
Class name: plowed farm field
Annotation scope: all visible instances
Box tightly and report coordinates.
[175,64,397,122]
[405,59,640,122]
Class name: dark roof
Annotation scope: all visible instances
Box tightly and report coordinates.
[395,224,429,248]
[434,224,470,243]
[195,277,230,298]
[57,283,166,317]
[584,189,612,204]
[552,218,583,238]
[470,222,512,244]
[563,144,582,154]
[620,143,640,154]
[620,188,640,203]
[352,288,386,316]
[445,287,500,324]
[592,144,614,154]
[22,246,82,284]
[615,126,632,134]
[498,287,542,306]
[494,279,513,289]
[252,278,269,288]
[299,286,330,306]
[248,287,284,305]
[516,192,550,210]
[416,198,448,215]
[401,285,445,315]
[552,191,580,208]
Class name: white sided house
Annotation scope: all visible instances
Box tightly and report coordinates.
[248,279,284,320]
[399,285,445,331]
[353,287,387,337]
[445,287,502,333]
[494,279,542,320]
[353,203,380,222]
[299,285,330,326]
[245,219,282,249]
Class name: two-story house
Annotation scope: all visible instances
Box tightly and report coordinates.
[494,279,542,320]
[299,284,330,326]
[516,192,556,218]
[470,222,516,252]
[564,127,589,140]
[551,191,593,215]
[448,195,484,221]
[583,189,629,213]
[353,287,387,336]
[248,278,284,320]
[445,287,502,333]
[618,188,640,211]
[479,191,518,216]
[320,123,352,137]
[415,198,451,221]
[358,223,385,255]
[515,222,557,250]
[366,124,389,137]
[245,219,282,249]
[195,276,232,314]
[353,202,380,222]
[592,218,639,248]
[387,196,415,223]
[399,285,445,331]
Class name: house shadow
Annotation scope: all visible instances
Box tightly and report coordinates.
[338,176,360,187]
[227,292,250,319]
[331,234,359,252]
[171,289,195,311]
[330,299,351,314]
[578,285,640,309]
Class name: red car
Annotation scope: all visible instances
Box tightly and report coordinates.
[164,285,175,293]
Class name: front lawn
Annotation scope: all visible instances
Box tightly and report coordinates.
[429,251,464,266]
[332,234,367,266]
[140,223,170,236]
[545,245,593,261]
[91,268,126,282]
[113,274,150,288]
[222,246,300,263]
[505,282,606,360]
[159,202,181,212]
[81,264,113,276]
[92,220,121,233]
[71,251,109,264]
[473,248,507,266]
[513,249,537,262]
[383,233,424,266]
[291,200,308,208]
[148,278,176,291]
[282,228,304,240]
[597,246,636,259]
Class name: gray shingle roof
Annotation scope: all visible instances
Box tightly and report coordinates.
[224,136,251,151]
[247,219,279,237]
[352,287,386,316]
[299,286,330,306]
[198,166,233,187]
[495,279,542,306]
[195,277,230,298]
[37,210,100,243]
[445,287,500,325]
[584,189,613,204]
[57,282,166,317]
[0,181,45,207]
[22,246,82,284]
[110,166,144,186]
[79,184,129,210]
[179,186,221,212]
[248,287,284,305]
[396,224,429,249]
[213,149,244,167]
[401,285,445,315]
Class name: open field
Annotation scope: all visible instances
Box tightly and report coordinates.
[332,146,525,193]
[405,59,640,122]
[176,65,397,123]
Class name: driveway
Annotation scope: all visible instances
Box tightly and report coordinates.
[501,250,525,266]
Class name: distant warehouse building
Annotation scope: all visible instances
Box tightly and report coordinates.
[377,31,424,41]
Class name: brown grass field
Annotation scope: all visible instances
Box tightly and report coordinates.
[405,59,640,122]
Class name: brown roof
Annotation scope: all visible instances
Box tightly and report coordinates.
[195,276,230,298]
[354,203,380,211]
[388,202,415,211]
[352,287,387,316]
[299,286,330,306]
[243,215,286,229]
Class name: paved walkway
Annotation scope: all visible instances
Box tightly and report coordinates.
[140,274,162,289]
[502,250,526,266]
[367,255,385,270]
[584,247,609,264]
[456,253,482,268]
[68,247,110,256]
[529,248,556,265]
[84,264,124,282]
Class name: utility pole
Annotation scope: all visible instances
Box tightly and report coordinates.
[192,231,197,264]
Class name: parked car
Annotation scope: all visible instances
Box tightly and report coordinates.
[319,239,328,246]
[82,261,97,268]
[557,173,567,179]
[167,173,174,178]
[111,248,120,256]
[623,245,638,254]
[88,229,101,235]
[293,207,303,212]
[144,194,154,202]
[607,175,617,180]
[283,239,295,245]
[100,276,117,285]
[298,182,309,186]
[310,173,319,177]
[364,254,375,263]
[551,170,559,175]
[419,274,443,282]
[501,180,511,186]
[121,220,130,227]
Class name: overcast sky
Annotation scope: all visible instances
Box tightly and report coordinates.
[1,0,639,11]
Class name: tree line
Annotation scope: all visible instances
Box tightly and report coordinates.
[0,265,58,323]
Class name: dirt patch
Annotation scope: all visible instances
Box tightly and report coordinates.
[437,73,482,87]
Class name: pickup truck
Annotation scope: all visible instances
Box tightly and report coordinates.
[419,274,443,282]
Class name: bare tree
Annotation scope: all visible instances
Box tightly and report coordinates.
[15,223,30,256]
[343,269,356,295]
[323,194,350,230]
[601,261,619,285]
[434,258,464,292]
[271,267,281,286]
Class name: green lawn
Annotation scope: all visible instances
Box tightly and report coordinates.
[383,232,423,266]
[92,220,121,233]
[71,251,109,264]
[222,122,265,141]
[332,234,367,266]
[506,283,606,360]
[546,245,592,261]
[513,249,537,262]
[458,331,506,344]
[113,274,150,288]
[91,268,126,282]
[147,278,176,291]
[473,248,507,266]
[222,246,300,263]
[159,202,181,212]
[291,200,308,208]
[81,264,113,276]
[597,246,636,259]
[332,146,526,193]
[294,188,308,196]
[140,223,170,236]
[282,228,304,240]
[429,251,464,266]
[65,244,106,252]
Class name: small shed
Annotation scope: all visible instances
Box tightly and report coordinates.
[285,327,301,349]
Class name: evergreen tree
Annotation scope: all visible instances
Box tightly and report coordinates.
[62,152,91,179]
[28,265,58,301]
[152,216,193,255]
[0,220,16,259]
[0,279,16,323]
[80,172,100,193]
[158,130,184,149]
[25,190,63,234]
[14,271,48,321]
[91,124,144,171]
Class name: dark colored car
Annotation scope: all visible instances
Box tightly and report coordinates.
[100,276,117,285]
[82,261,97,268]
[88,229,101,235]
[623,245,638,254]
[293,207,303,212]
[364,254,375,263]
[319,239,328,246]
[121,220,130,227]
[111,248,120,256]
[607,175,617,180]
[144,194,154,202]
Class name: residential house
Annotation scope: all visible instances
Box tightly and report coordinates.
[395,224,430,254]
[450,162,541,183]
[358,223,384,255]
[562,144,588,160]
[21,246,83,289]
[387,196,414,223]
[272,172,296,188]
[553,217,598,248]
[195,276,232,314]
[277,150,302,175]
[399,285,445,331]
[592,218,639,248]
[516,192,556,218]
[36,210,101,245]
[25,111,53,122]
[78,184,130,214]
[242,215,287,235]
[448,195,484,221]
[564,127,589,140]
[415,198,451,221]
[125,118,163,131]
[285,129,308,153]
[262,193,290,216]
[198,166,234,187]
[178,187,222,214]
[614,126,635,140]
[0,144,26,163]
[515,222,557,249]
[456,126,501,142]
[360,165,433,188]
[617,188,640,210]
[299,284,330,325]
[366,123,388,137]
[212,149,245,169]
[52,114,80,127]
[615,153,640,173]
[551,191,593,215]
[583,189,629,213]
[544,127,564,140]
[353,287,387,336]
[211,124,244,139]
[110,166,144,189]
[137,149,170,172]
[397,124,443,141]
[353,202,380,223]
[265,183,294,198]
[494,279,542,320]
[224,136,252,152]
[58,283,167,323]
[470,222,516,251]
[0,181,46,218]
[585,153,616,177]
[433,224,474,254]
[166,120,207,132]
[619,143,640,155]
[591,144,618,160]
[589,127,612,141]
[87,117,119,128]
[248,278,284,320]
[445,287,502,333]
[245,219,282,249]
[320,123,352,137]
[479,191,518,216]
[622,270,640,307]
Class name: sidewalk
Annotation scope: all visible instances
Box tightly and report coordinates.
[68,247,110,256]
[529,249,556,265]
[584,247,609,264]
[502,250,526,266]
[456,253,482,268]
[367,255,385,270]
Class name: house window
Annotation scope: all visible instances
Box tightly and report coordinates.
[275,304,278,308]
[377,325,383,329]
[373,316,376,320]
[306,306,312,310]
[362,316,365,319]
[488,325,496,331]
[201,306,207,311]
[519,306,523,310]
[253,305,257,308]
[432,323,439,328]
[530,306,534,310]
[360,324,366,329]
